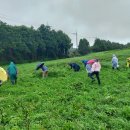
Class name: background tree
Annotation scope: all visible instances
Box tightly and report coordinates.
[0,20,128,64]
[92,38,125,52]
[78,38,90,55]
[69,48,80,57]
[0,21,72,64]
[125,42,130,48]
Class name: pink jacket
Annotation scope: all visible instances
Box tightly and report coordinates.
[91,62,101,72]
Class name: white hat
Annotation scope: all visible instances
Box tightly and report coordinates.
[113,54,116,57]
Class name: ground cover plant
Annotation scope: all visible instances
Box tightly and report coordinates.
[0,49,130,130]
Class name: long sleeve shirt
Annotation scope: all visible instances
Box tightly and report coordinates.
[91,62,101,72]
[86,64,92,73]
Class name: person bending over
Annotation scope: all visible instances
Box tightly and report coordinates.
[69,63,80,72]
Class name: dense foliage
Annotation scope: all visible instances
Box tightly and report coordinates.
[0,21,72,63]
[78,38,90,55]
[0,49,130,129]
[0,20,130,62]
[92,38,125,52]
[78,38,129,56]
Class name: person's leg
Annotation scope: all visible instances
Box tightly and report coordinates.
[10,75,14,85]
[11,80,15,85]
[0,80,2,86]
[88,73,94,80]
[13,74,17,85]
[44,71,48,77]
[15,75,17,84]
[112,64,115,69]
[46,71,48,77]
[112,63,116,69]
[15,79,17,84]
[95,72,101,85]
[42,71,45,78]
[91,72,95,82]
[117,67,119,70]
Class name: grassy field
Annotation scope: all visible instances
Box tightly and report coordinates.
[0,49,130,130]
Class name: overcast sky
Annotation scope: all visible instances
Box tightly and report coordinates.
[0,0,130,47]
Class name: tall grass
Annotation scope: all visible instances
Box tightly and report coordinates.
[0,49,130,130]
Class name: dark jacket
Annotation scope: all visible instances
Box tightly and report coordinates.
[69,63,80,71]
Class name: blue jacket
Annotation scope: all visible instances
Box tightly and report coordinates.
[42,66,48,71]
[69,63,80,71]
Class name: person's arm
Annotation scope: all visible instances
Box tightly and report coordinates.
[117,58,118,64]
[14,66,18,75]
[86,64,88,71]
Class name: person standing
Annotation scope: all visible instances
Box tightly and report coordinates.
[112,54,119,69]
[91,59,101,85]
[7,62,18,85]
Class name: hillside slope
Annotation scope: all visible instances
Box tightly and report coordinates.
[0,49,130,130]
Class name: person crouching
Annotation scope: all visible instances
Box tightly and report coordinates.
[68,63,80,72]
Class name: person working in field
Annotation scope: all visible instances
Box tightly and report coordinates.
[91,59,101,85]
[7,62,18,85]
[126,57,130,68]
[68,63,80,71]
[112,54,119,69]
[0,80,2,86]
[36,62,48,78]
[81,60,88,67]
[86,63,94,81]
[0,67,8,86]
[42,64,48,78]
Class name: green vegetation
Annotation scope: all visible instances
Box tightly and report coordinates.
[1,21,130,64]
[0,21,71,63]
[0,49,130,130]
[92,38,125,52]
[78,38,90,55]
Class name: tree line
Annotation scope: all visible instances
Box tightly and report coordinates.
[0,20,129,63]
[0,21,72,64]
[77,38,129,55]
